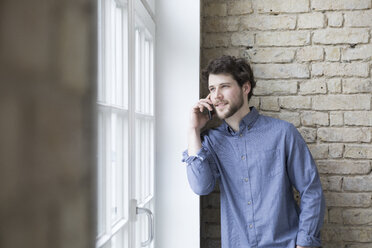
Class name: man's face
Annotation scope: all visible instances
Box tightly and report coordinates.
[208,73,246,120]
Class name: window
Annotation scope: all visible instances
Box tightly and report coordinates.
[97,0,155,247]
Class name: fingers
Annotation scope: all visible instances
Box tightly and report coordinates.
[200,94,213,105]
[193,102,208,113]
[192,95,214,113]
[198,101,213,111]
[199,99,213,106]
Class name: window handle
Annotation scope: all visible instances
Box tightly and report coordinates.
[137,206,154,247]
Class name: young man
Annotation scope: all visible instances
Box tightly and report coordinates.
[182,56,325,248]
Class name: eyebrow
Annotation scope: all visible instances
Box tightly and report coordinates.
[208,82,232,89]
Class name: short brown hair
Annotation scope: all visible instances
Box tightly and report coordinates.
[202,55,256,101]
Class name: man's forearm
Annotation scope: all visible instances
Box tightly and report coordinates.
[188,128,202,156]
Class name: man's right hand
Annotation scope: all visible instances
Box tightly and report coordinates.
[189,94,214,131]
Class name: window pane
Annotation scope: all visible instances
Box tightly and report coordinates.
[97,109,105,237]
[135,117,150,203]
[144,119,149,198]
[135,117,154,203]
[114,6,123,107]
[114,226,130,248]
[135,118,140,201]
[144,40,150,114]
[134,15,155,204]
[123,115,129,221]
[134,27,153,116]
[102,0,128,108]
[140,31,145,114]
[97,0,104,103]
[149,42,154,115]
[149,120,154,197]
[135,29,141,113]
[110,112,124,224]
[111,228,123,248]
[122,6,128,109]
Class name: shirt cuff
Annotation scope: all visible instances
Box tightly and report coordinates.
[181,147,209,164]
[296,230,322,247]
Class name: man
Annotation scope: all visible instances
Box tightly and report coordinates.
[182,55,325,248]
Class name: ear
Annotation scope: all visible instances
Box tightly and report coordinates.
[242,81,251,95]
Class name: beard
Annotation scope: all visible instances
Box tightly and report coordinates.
[216,91,244,120]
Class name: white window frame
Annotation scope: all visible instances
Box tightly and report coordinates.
[96,0,156,247]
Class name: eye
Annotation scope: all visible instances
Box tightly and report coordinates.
[209,88,215,92]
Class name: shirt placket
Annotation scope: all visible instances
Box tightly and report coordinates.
[239,130,258,247]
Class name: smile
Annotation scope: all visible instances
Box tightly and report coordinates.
[215,102,228,109]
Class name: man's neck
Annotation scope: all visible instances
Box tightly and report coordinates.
[225,103,251,132]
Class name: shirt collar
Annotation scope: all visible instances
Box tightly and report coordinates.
[220,106,259,135]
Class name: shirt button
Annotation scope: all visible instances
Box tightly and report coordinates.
[239,133,243,137]
[241,155,246,160]
[249,224,253,228]
[248,201,251,205]
[244,178,249,182]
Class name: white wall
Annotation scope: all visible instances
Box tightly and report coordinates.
[155,0,200,247]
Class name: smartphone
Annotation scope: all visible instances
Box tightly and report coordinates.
[204,105,215,120]
[204,94,215,120]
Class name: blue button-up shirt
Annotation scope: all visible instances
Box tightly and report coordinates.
[182,107,325,248]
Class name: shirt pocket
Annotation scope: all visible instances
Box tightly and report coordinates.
[248,149,282,178]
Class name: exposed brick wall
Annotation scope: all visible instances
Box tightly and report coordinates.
[200,1,372,247]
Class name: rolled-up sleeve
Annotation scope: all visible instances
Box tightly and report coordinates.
[182,146,220,196]
[285,124,326,247]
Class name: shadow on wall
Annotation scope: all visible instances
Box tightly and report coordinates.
[0,0,96,247]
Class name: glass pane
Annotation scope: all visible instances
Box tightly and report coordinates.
[144,40,150,114]
[149,42,154,115]
[111,228,123,248]
[135,117,154,203]
[97,109,105,237]
[135,29,141,113]
[97,0,104,103]
[102,0,129,108]
[149,120,154,197]
[111,226,129,248]
[134,30,153,115]
[140,31,145,114]
[115,6,123,107]
[135,118,141,201]
[123,115,129,221]
[122,6,129,109]
[104,0,115,103]
[144,119,149,198]
[102,240,111,248]
[111,111,125,224]
[141,118,145,201]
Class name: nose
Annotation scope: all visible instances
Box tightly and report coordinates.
[214,87,223,100]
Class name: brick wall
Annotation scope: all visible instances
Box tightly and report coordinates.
[200,0,372,247]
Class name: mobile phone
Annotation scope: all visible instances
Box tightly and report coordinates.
[204,105,215,120]
[203,94,215,120]
[207,109,213,120]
